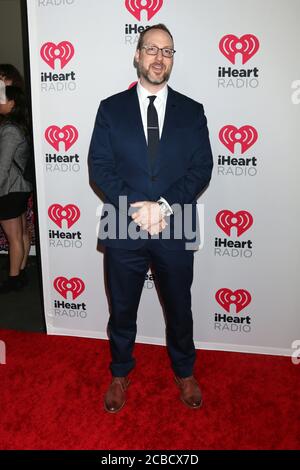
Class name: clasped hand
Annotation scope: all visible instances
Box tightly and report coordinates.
[130,201,167,235]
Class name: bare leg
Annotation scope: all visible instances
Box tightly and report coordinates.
[0,216,24,276]
[20,212,31,270]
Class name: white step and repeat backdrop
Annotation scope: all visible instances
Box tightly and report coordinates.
[27,0,300,356]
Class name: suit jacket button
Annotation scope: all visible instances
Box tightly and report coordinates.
[151,176,157,182]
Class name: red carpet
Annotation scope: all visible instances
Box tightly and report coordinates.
[0,329,299,450]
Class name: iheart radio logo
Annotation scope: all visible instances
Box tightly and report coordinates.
[40,41,74,70]
[125,0,163,21]
[216,210,253,237]
[54,277,85,300]
[216,288,251,314]
[219,125,258,154]
[219,34,259,65]
[45,125,78,152]
[48,204,80,229]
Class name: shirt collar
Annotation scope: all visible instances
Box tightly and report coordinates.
[137,81,168,105]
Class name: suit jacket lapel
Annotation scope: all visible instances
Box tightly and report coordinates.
[130,85,147,147]
[127,85,152,174]
[161,86,178,142]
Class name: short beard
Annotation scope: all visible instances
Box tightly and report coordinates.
[137,63,171,86]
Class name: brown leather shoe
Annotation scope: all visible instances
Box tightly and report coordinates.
[104,376,130,413]
[175,375,202,409]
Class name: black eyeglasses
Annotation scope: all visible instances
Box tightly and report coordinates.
[141,45,176,58]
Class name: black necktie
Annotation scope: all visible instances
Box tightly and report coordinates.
[147,96,159,169]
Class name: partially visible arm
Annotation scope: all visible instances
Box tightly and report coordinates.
[0,125,20,195]
[88,101,148,212]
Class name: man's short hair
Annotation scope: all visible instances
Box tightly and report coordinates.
[136,24,174,50]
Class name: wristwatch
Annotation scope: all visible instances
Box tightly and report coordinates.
[157,199,173,217]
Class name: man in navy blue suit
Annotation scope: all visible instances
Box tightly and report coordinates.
[89,24,213,413]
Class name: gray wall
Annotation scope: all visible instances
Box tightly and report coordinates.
[0,0,24,77]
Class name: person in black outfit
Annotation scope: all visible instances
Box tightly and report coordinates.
[0,86,32,293]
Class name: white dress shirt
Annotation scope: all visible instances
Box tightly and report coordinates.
[136,81,173,216]
[136,81,168,141]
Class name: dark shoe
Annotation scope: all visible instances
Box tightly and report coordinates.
[19,267,29,286]
[0,274,24,294]
[104,376,130,413]
[175,375,203,409]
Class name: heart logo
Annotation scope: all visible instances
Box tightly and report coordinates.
[48,204,80,229]
[40,41,75,69]
[216,288,251,313]
[44,125,78,152]
[125,0,163,21]
[53,277,85,300]
[219,34,259,65]
[216,210,253,237]
[219,125,258,154]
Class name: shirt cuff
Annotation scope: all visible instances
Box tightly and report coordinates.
[157,197,173,216]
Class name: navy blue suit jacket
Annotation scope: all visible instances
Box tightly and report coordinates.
[88,85,213,250]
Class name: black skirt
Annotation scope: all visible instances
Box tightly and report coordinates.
[0,192,31,220]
